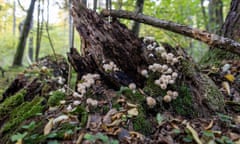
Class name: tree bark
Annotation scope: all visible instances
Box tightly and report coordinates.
[208,0,223,34]
[132,0,144,36]
[101,10,240,56]
[71,1,148,87]
[221,0,240,41]
[13,0,36,66]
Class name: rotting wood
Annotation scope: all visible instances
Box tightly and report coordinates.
[71,0,148,87]
[101,10,240,56]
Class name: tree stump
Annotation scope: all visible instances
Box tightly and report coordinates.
[68,1,225,117]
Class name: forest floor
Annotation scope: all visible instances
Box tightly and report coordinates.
[0,55,239,144]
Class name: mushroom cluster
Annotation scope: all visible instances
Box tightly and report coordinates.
[142,37,181,104]
[163,90,179,103]
[103,61,120,72]
[76,73,100,98]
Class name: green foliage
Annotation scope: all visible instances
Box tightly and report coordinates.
[1,96,45,133]
[70,105,88,127]
[84,133,119,144]
[0,90,26,121]
[47,90,65,107]
[132,107,152,135]
[171,85,195,117]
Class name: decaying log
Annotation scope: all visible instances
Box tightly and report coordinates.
[101,10,240,56]
[71,0,148,87]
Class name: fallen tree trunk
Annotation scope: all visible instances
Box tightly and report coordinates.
[101,10,240,56]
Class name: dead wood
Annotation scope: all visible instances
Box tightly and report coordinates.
[101,10,240,56]
[71,0,148,87]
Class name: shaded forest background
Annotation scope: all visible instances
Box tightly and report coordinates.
[0,0,232,67]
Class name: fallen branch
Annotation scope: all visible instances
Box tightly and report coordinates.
[101,10,240,56]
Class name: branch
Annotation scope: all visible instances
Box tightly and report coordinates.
[101,10,240,56]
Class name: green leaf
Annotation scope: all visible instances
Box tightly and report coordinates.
[48,140,60,144]
[202,130,214,138]
[84,133,95,141]
[156,113,164,125]
[11,132,28,142]
[22,121,36,130]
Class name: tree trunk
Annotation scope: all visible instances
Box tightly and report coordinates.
[208,0,223,34]
[132,0,144,36]
[101,10,240,56]
[35,0,41,61]
[13,0,36,66]
[221,0,240,41]
[201,0,240,63]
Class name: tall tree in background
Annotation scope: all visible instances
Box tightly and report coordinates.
[132,0,144,36]
[35,0,44,61]
[221,0,240,41]
[13,0,36,66]
[208,0,223,34]
[12,0,16,35]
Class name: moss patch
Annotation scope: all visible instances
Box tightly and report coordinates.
[0,90,26,122]
[47,91,65,107]
[70,105,88,127]
[132,106,152,135]
[143,74,166,98]
[1,96,45,133]
[171,85,195,117]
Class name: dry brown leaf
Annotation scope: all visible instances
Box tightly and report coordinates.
[126,102,138,108]
[127,108,138,116]
[234,116,240,124]
[222,81,231,96]
[44,118,54,135]
[235,139,240,144]
[106,119,122,127]
[111,112,123,120]
[76,132,85,144]
[129,131,145,141]
[16,139,23,144]
[186,123,203,144]
[204,120,214,130]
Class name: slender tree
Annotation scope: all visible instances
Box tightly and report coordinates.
[208,0,223,34]
[132,0,144,36]
[13,0,36,66]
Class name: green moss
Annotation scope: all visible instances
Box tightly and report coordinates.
[132,107,152,135]
[118,86,145,104]
[1,96,45,133]
[0,90,26,121]
[47,91,65,107]
[143,74,166,98]
[201,74,225,112]
[71,105,88,127]
[171,85,195,117]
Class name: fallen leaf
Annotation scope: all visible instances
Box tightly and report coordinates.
[16,139,23,144]
[106,119,122,127]
[127,108,138,116]
[53,115,69,125]
[233,116,240,124]
[204,120,214,130]
[44,118,54,135]
[76,133,85,144]
[126,102,138,108]
[186,123,203,144]
[222,81,231,96]
[224,74,235,82]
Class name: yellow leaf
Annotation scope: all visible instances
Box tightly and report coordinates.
[186,123,203,144]
[16,139,23,144]
[224,74,235,82]
[44,118,54,135]
[222,81,231,96]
